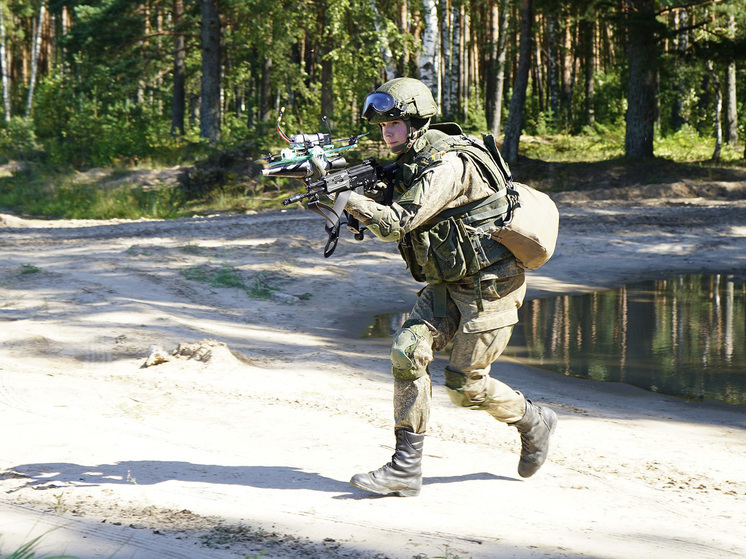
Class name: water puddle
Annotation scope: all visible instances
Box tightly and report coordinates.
[362,274,746,406]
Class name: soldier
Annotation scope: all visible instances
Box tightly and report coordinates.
[343,77,558,497]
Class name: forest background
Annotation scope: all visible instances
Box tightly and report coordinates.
[1,0,746,219]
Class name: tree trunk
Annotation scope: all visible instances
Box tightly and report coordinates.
[485,0,510,138]
[492,0,510,136]
[548,15,559,125]
[533,18,544,114]
[0,7,10,122]
[582,16,595,127]
[670,9,687,132]
[459,4,468,120]
[419,0,439,99]
[502,0,532,163]
[26,2,46,119]
[370,0,396,81]
[441,0,454,117]
[485,1,498,132]
[624,0,656,159]
[171,0,186,136]
[710,63,721,161]
[561,15,574,128]
[723,61,737,146]
[452,5,462,118]
[398,2,409,75]
[724,14,738,147]
[199,0,221,143]
[259,56,272,122]
[321,56,334,120]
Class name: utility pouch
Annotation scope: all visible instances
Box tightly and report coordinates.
[398,234,427,283]
[488,182,559,270]
[419,217,481,283]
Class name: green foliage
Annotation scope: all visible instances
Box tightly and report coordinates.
[655,125,742,162]
[181,265,277,300]
[0,167,185,220]
[181,264,247,290]
[0,118,38,160]
[19,264,40,275]
[520,124,626,162]
[592,71,626,127]
[519,122,743,164]
[0,0,743,222]
[32,72,182,169]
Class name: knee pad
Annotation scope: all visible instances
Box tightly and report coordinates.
[390,320,433,381]
[444,369,496,410]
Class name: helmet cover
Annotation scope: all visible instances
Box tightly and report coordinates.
[361,78,438,124]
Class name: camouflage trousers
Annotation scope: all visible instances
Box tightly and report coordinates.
[393,272,528,434]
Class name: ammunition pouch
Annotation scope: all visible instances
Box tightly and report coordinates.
[398,190,512,285]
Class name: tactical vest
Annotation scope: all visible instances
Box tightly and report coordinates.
[395,124,514,286]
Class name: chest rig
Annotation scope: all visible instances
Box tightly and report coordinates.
[395,125,514,302]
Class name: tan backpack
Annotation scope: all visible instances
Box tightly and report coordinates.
[481,134,560,270]
[487,181,559,270]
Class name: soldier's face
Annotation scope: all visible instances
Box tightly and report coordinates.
[380,119,409,151]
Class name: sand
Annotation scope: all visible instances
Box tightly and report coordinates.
[1,180,745,558]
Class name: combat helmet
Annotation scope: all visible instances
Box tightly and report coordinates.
[361,78,438,154]
[361,78,438,124]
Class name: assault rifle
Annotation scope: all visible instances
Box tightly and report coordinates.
[259,109,395,257]
[282,157,395,206]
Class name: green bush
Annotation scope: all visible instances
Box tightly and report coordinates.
[0,117,38,159]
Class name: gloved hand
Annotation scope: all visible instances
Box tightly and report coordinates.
[308,155,327,181]
[363,180,389,203]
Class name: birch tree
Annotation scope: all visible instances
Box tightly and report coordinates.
[0,5,9,122]
[26,2,46,119]
[723,13,737,147]
[419,0,439,102]
[371,0,396,81]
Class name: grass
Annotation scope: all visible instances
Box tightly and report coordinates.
[19,264,41,275]
[0,170,186,220]
[512,126,746,193]
[181,264,247,290]
[1,125,744,221]
[180,265,278,300]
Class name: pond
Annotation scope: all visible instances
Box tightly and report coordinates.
[362,274,746,406]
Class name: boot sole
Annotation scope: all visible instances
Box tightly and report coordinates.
[349,478,420,497]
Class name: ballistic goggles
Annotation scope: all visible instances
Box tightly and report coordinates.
[361,92,408,121]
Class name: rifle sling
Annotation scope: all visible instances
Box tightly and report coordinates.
[308,190,353,258]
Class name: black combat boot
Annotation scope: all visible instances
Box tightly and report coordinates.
[512,400,558,478]
[349,429,424,497]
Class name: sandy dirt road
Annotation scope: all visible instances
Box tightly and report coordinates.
[1,181,745,559]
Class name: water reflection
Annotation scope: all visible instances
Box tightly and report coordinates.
[362,274,746,406]
[507,274,746,405]
[361,313,408,339]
